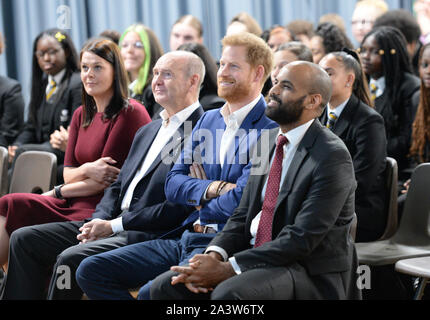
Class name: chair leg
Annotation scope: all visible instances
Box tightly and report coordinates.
[414,277,428,300]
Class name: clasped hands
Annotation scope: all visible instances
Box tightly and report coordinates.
[84,157,120,187]
[50,126,69,152]
[188,163,236,210]
[170,252,236,294]
[76,218,113,244]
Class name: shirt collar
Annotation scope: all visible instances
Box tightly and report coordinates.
[48,68,66,86]
[129,79,138,91]
[219,94,262,128]
[159,101,200,128]
[327,97,349,119]
[369,76,385,95]
[280,118,315,149]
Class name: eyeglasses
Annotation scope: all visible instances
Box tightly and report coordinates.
[35,48,60,59]
[121,41,144,49]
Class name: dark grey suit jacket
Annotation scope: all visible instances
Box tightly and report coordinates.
[208,119,361,299]
[92,106,204,243]
[0,76,24,147]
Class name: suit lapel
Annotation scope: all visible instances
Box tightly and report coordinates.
[274,120,320,212]
[223,96,265,179]
[374,91,388,115]
[141,106,204,179]
[333,95,358,137]
[319,108,328,128]
[123,121,162,188]
[246,127,279,220]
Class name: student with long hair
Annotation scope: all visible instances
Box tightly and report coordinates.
[8,29,81,183]
[409,42,430,165]
[400,42,430,196]
[120,24,164,119]
[359,26,420,176]
[0,38,150,272]
[319,49,387,242]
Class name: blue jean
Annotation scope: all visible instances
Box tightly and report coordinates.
[75,230,217,300]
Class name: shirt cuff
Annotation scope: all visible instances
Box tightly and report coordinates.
[228,257,242,275]
[205,245,228,262]
[110,217,124,234]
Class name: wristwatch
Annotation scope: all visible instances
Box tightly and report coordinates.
[54,184,65,199]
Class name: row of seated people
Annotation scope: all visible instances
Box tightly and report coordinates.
[0,29,425,300]
[0,32,361,300]
[0,16,428,300]
[2,20,426,239]
[0,8,425,186]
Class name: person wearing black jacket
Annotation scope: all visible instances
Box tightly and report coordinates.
[359,26,420,179]
[319,51,387,242]
[8,29,81,184]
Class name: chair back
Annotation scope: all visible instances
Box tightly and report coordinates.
[378,157,398,240]
[392,163,430,245]
[9,151,57,194]
[0,146,8,196]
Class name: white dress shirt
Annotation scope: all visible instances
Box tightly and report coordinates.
[219,94,262,167]
[110,101,201,233]
[326,97,349,121]
[206,119,315,274]
[369,76,386,99]
[195,95,262,232]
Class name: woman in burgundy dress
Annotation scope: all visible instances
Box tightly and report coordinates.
[0,38,151,270]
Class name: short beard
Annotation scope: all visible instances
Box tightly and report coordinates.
[265,94,306,126]
[217,79,252,104]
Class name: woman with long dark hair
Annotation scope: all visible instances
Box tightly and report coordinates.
[400,42,430,196]
[359,26,420,177]
[319,50,387,242]
[0,38,151,271]
[8,29,81,183]
[409,42,430,165]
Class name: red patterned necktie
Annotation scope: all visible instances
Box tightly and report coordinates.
[254,135,288,248]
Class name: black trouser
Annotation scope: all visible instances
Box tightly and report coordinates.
[150,266,295,300]
[0,220,129,300]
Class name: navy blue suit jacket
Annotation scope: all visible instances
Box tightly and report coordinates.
[91,106,204,243]
[165,96,278,231]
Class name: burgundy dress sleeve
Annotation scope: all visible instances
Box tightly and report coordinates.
[101,99,151,168]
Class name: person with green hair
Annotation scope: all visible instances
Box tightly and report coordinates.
[120,24,164,119]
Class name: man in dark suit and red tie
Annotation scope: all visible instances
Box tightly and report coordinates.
[150,61,361,300]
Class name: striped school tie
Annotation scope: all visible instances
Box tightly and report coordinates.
[370,82,378,102]
[46,79,57,101]
[326,112,338,130]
